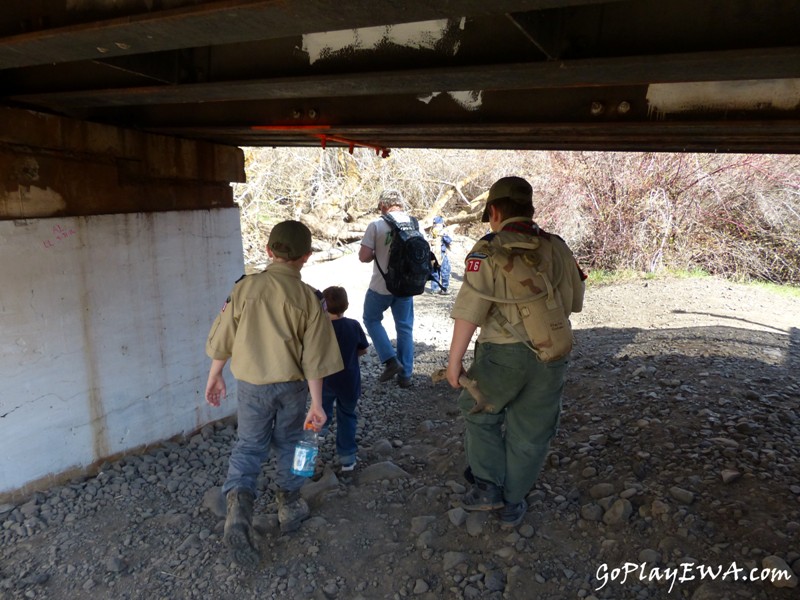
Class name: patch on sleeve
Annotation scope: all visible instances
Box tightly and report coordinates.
[466,258,483,272]
[220,296,231,312]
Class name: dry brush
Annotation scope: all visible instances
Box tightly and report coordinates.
[233,148,800,284]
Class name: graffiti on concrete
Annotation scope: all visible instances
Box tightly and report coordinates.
[42,224,76,249]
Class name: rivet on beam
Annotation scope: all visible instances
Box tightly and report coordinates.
[590,102,604,116]
[618,101,631,114]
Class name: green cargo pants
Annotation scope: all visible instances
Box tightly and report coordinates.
[459,341,567,504]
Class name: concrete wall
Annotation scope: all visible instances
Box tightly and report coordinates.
[0,107,246,500]
[0,210,242,498]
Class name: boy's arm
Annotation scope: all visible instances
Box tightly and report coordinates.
[305,378,327,429]
[446,318,478,389]
[357,323,369,351]
[205,358,228,407]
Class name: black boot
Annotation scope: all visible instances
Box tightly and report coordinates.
[276,489,310,533]
[223,489,260,567]
[498,499,528,528]
[378,357,403,383]
[461,479,504,511]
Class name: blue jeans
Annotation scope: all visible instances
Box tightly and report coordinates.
[222,379,308,496]
[431,254,451,291]
[363,289,414,378]
[322,388,358,464]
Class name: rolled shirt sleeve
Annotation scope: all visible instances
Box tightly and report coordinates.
[450,241,495,326]
[205,288,238,360]
[361,221,378,250]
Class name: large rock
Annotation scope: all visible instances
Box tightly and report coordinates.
[358,461,410,484]
[602,498,633,526]
[762,555,798,588]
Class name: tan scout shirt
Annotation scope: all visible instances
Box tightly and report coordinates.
[451,219,585,345]
[206,262,344,385]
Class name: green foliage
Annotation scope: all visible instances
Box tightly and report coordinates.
[586,267,710,287]
[750,280,800,299]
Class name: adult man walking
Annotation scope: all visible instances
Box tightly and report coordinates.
[445,176,586,528]
[359,189,417,388]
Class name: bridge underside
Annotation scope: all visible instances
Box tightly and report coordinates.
[1,0,799,155]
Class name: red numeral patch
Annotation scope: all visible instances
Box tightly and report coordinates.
[466,259,482,272]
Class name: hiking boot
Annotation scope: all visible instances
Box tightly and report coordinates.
[397,377,412,389]
[463,465,476,485]
[379,358,403,383]
[276,489,310,533]
[498,499,528,529]
[223,489,260,568]
[461,480,504,511]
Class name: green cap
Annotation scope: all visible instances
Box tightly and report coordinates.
[481,176,533,222]
[268,220,312,259]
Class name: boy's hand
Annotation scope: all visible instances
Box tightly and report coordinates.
[304,406,327,431]
[446,360,466,389]
[205,373,226,407]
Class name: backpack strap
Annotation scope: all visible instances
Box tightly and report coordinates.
[376,213,402,286]
[382,212,418,233]
[380,212,399,231]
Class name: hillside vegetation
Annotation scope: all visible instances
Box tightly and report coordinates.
[234,149,800,285]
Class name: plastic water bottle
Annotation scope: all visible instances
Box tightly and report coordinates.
[291,424,319,477]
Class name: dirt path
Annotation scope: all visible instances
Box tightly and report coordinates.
[1,257,799,600]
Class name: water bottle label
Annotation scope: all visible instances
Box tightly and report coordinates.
[291,445,317,476]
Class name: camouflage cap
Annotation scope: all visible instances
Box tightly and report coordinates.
[481,176,533,222]
[268,220,312,259]
[378,189,404,209]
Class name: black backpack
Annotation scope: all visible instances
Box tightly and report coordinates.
[376,213,439,297]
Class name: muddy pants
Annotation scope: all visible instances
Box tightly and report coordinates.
[459,342,568,504]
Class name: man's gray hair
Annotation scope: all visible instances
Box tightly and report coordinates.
[378,189,404,209]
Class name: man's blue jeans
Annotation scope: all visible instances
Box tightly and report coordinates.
[363,288,414,379]
[222,379,308,496]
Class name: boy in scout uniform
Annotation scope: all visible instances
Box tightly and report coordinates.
[445,177,586,528]
[204,220,344,566]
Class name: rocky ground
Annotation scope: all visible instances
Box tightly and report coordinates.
[1,246,799,600]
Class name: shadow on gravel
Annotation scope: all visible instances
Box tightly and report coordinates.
[572,323,798,373]
[1,322,797,600]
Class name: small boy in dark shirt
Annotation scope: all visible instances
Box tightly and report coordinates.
[321,286,369,471]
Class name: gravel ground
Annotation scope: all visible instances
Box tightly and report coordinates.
[1,245,799,600]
